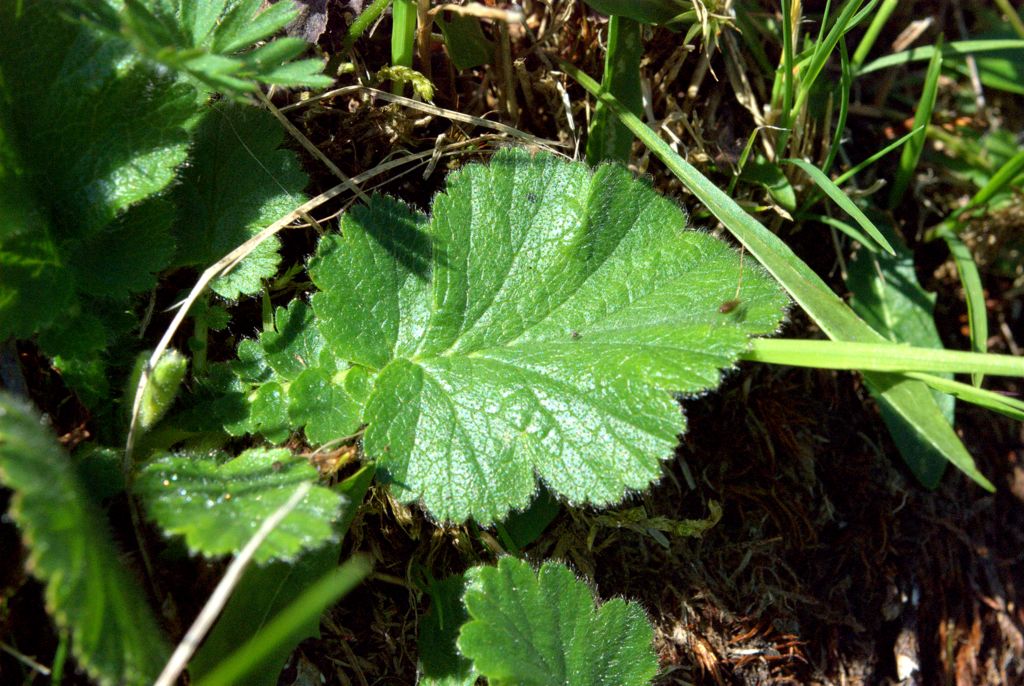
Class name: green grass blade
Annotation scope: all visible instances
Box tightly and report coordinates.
[993,0,1024,39]
[905,372,1024,422]
[741,339,1023,377]
[779,0,796,138]
[851,0,899,69]
[888,35,943,207]
[856,39,1024,76]
[586,15,643,164]
[936,228,988,386]
[956,148,1024,220]
[195,556,372,686]
[832,127,924,186]
[822,38,853,175]
[784,157,895,254]
[562,59,993,491]
[790,0,868,124]
[808,213,879,249]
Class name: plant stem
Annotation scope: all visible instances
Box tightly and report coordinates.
[391,0,417,94]
[586,15,644,165]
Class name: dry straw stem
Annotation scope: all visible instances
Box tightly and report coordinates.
[429,2,524,23]
[152,482,314,686]
[282,85,570,151]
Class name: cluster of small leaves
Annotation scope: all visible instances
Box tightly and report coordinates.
[73,0,334,93]
[0,394,170,686]
[217,150,788,525]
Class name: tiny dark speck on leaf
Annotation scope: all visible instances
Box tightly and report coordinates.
[271,461,284,472]
[527,193,538,203]
[570,331,581,340]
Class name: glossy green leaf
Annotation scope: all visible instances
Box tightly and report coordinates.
[170,104,308,298]
[741,158,798,211]
[309,150,788,524]
[0,393,170,686]
[458,557,658,686]
[137,447,343,563]
[847,221,958,473]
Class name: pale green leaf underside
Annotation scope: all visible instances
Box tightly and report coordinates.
[0,393,169,686]
[458,557,658,686]
[137,448,342,563]
[311,151,788,524]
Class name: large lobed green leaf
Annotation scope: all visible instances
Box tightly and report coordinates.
[304,150,788,524]
[136,447,343,563]
[0,393,170,686]
[458,557,658,686]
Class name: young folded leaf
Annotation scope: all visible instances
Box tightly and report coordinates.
[298,150,788,524]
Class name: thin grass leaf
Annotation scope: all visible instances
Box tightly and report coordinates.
[784,157,894,254]
[905,371,1024,422]
[954,148,1024,220]
[587,15,644,164]
[741,339,1023,377]
[808,213,878,249]
[391,0,417,91]
[851,0,899,69]
[888,36,943,207]
[855,38,1024,75]
[822,39,853,175]
[936,228,988,386]
[833,127,924,186]
[791,0,867,124]
[562,59,993,491]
